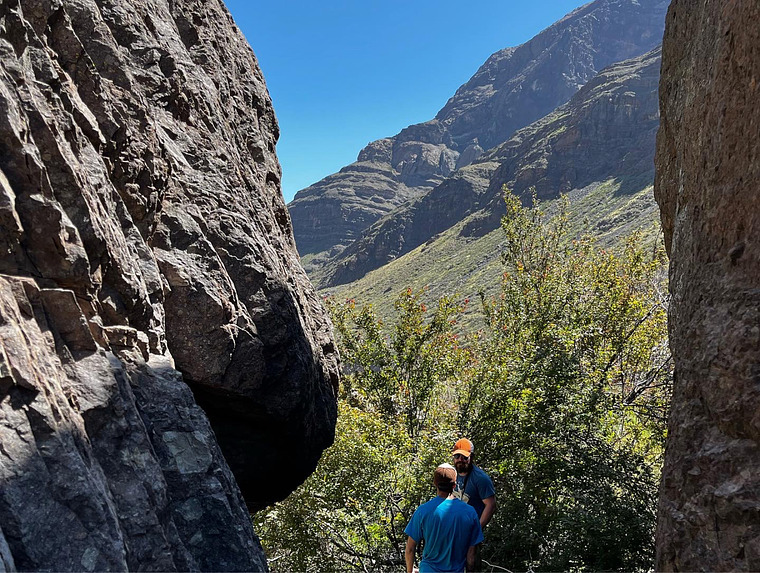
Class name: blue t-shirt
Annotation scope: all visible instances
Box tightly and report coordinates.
[404,497,483,573]
[454,464,495,518]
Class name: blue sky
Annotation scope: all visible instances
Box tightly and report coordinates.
[224,1,591,203]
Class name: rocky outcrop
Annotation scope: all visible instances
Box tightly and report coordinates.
[320,47,662,288]
[0,0,338,570]
[289,0,668,268]
[654,1,760,570]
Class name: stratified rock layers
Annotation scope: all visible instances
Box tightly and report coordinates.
[290,0,668,268]
[0,0,338,570]
[321,47,662,288]
[655,1,760,570]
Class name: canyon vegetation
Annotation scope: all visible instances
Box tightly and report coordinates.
[259,193,671,571]
[0,0,758,571]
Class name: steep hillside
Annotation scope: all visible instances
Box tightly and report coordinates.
[289,0,668,269]
[318,47,662,289]
[324,179,661,329]
[0,0,337,570]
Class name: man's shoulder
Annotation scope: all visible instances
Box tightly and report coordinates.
[448,498,479,517]
[472,464,492,481]
[420,496,445,513]
[407,498,443,536]
[461,500,480,518]
[453,499,481,529]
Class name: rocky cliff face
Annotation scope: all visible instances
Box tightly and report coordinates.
[289,0,668,269]
[320,47,662,288]
[0,0,338,570]
[655,1,760,570]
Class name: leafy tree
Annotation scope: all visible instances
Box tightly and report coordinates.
[254,191,671,573]
[254,289,470,572]
[464,191,671,571]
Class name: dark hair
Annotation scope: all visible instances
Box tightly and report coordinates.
[436,479,455,493]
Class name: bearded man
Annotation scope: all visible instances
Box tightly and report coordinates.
[452,438,496,529]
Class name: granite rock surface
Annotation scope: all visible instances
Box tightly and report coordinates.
[655,0,760,569]
[0,0,338,570]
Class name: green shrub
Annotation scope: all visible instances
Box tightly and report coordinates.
[464,192,671,571]
[254,191,671,573]
[254,289,468,571]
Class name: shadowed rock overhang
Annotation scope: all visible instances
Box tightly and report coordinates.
[0,0,338,570]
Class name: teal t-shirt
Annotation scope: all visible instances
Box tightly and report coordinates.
[404,497,483,572]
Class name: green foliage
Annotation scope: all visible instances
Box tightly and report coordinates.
[255,190,671,573]
[254,289,469,572]
[464,191,671,571]
[329,290,469,439]
[255,401,412,571]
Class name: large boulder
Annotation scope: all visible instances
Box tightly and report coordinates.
[0,0,338,570]
[655,0,760,570]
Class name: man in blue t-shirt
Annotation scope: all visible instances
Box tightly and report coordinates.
[452,438,495,571]
[404,463,483,573]
[452,438,496,528]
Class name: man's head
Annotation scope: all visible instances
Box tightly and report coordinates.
[434,463,457,493]
[452,438,474,473]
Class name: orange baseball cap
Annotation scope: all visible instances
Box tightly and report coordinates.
[453,438,474,457]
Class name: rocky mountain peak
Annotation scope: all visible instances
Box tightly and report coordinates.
[435,0,668,151]
[317,46,662,289]
[289,0,668,270]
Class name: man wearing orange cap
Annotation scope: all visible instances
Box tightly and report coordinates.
[404,463,483,573]
[452,438,495,571]
[452,438,496,529]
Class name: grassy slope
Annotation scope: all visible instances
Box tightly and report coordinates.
[320,179,663,327]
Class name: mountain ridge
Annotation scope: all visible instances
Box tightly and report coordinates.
[316,46,662,289]
[289,0,668,271]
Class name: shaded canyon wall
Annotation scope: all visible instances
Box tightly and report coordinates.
[655,0,760,569]
[0,0,338,570]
